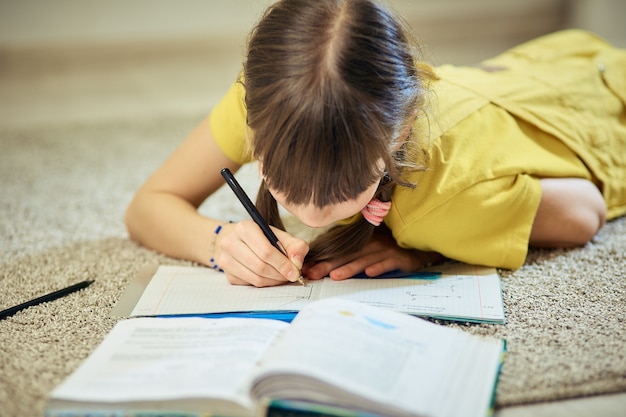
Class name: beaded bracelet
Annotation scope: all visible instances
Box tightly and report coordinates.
[209,224,224,272]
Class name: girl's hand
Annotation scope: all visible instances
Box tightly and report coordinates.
[214,220,309,287]
[303,234,441,280]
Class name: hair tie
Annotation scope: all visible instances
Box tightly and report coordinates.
[361,199,391,226]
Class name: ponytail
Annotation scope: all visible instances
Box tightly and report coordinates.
[255,179,285,231]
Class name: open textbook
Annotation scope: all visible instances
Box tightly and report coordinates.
[114,262,505,324]
[47,298,505,417]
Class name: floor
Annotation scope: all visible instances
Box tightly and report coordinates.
[1,36,625,417]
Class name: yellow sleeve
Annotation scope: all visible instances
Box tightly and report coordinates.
[208,79,254,165]
[393,174,542,270]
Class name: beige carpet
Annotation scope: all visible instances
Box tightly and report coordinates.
[1,111,625,417]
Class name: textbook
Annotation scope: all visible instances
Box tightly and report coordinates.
[47,298,505,417]
[113,262,506,324]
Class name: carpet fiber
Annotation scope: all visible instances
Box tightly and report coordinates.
[1,113,625,416]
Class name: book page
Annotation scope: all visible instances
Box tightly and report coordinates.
[128,263,504,323]
[50,317,288,407]
[251,298,504,417]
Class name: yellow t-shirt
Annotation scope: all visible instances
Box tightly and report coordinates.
[209,30,626,269]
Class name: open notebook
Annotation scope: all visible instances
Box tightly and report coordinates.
[113,262,505,324]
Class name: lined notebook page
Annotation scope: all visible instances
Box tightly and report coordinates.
[129,266,317,316]
[319,263,504,322]
[129,263,505,323]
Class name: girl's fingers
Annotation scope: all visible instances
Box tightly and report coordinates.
[218,221,306,286]
[220,245,290,287]
[304,256,354,280]
[274,227,309,276]
[219,242,287,286]
[306,238,417,280]
[328,252,394,280]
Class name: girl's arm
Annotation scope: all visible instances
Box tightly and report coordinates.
[529,178,607,247]
[125,118,306,287]
[125,117,236,264]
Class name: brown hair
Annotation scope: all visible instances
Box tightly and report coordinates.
[243,0,435,262]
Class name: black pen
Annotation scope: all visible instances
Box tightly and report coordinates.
[221,168,305,285]
[0,280,95,319]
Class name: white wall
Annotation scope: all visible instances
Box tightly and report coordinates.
[568,0,626,46]
[0,0,272,46]
[0,0,623,49]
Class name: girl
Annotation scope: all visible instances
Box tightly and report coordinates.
[125,0,626,287]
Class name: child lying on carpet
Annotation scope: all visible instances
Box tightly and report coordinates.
[125,0,626,287]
